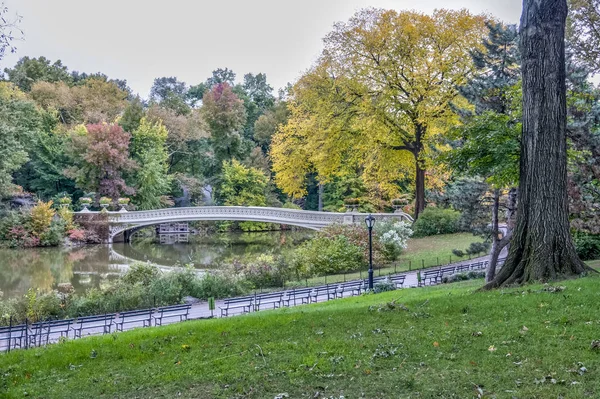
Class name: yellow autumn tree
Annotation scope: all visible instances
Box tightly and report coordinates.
[271,8,488,218]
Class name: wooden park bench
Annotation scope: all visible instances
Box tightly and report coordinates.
[220,296,253,317]
[343,280,367,296]
[29,319,74,346]
[71,314,116,338]
[0,323,27,351]
[389,274,406,288]
[456,264,471,273]
[440,266,457,279]
[114,309,153,331]
[153,304,192,326]
[327,284,345,300]
[311,285,332,302]
[422,269,441,285]
[289,288,312,305]
[253,292,284,311]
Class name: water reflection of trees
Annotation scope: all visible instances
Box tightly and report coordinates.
[0,246,116,299]
[125,230,314,268]
[0,231,313,298]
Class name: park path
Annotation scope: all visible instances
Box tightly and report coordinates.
[1,252,503,352]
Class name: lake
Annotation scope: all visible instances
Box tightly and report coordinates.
[0,230,313,299]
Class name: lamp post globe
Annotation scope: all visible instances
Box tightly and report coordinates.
[365,214,376,290]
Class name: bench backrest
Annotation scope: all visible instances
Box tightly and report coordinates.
[76,314,115,325]
[224,297,253,305]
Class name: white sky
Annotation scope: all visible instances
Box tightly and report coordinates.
[1,0,522,98]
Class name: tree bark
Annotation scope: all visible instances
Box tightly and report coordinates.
[484,0,589,289]
[486,188,518,282]
[318,183,324,212]
[413,123,426,220]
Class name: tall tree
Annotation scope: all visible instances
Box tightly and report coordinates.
[450,22,521,281]
[0,82,40,198]
[484,0,589,288]
[131,118,171,210]
[566,0,600,72]
[66,124,136,199]
[272,9,488,218]
[149,77,190,115]
[201,83,247,172]
[4,56,71,92]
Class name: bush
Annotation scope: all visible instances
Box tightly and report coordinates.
[232,255,288,289]
[573,232,600,261]
[122,263,161,286]
[373,277,396,293]
[319,223,385,265]
[375,220,413,261]
[412,207,461,237]
[441,271,485,284]
[29,200,55,237]
[40,220,66,246]
[292,236,365,277]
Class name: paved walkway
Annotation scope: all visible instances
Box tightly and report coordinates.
[1,253,503,352]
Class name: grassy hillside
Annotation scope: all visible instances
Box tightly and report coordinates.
[2,275,599,398]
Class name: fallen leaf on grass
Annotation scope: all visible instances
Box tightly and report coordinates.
[433,342,440,347]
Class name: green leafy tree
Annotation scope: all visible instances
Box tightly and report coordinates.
[0,82,41,198]
[149,77,190,115]
[119,96,145,133]
[219,159,269,231]
[202,83,247,173]
[130,118,172,210]
[4,56,72,92]
[567,0,600,72]
[485,0,589,288]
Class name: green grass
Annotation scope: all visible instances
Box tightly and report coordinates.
[2,275,599,398]
[586,259,600,270]
[293,232,483,287]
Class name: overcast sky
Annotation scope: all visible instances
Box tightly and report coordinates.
[1,0,522,98]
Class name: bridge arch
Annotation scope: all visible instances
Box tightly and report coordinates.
[77,206,413,243]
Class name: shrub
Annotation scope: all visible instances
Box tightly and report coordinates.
[319,223,385,265]
[375,220,413,261]
[57,206,75,230]
[292,236,365,277]
[189,272,246,300]
[39,220,67,246]
[232,254,288,289]
[122,263,161,286]
[373,277,396,293]
[29,200,55,237]
[573,232,600,261]
[412,207,461,237]
[442,271,485,284]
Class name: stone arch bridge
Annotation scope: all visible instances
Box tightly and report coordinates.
[75,206,413,243]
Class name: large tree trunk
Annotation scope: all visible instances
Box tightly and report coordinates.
[484,0,589,289]
[486,188,518,282]
[414,163,425,219]
[413,123,426,220]
[318,183,324,212]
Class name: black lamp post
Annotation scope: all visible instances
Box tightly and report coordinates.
[365,214,376,290]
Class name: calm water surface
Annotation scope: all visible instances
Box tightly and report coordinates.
[0,230,312,299]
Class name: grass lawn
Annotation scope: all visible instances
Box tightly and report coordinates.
[295,232,483,287]
[586,259,600,270]
[2,275,599,398]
